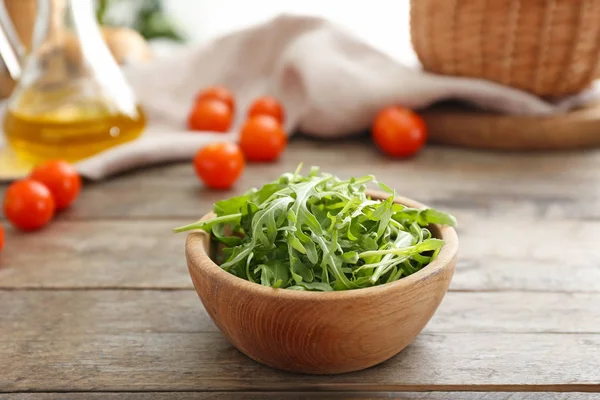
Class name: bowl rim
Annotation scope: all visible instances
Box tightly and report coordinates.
[186,190,459,301]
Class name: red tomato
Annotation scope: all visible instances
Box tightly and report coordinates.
[30,160,82,210]
[0,223,4,253]
[3,179,55,231]
[372,106,427,157]
[188,100,233,132]
[193,142,245,190]
[239,115,287,162]
[247,96,285,124]
[195,86,235,112]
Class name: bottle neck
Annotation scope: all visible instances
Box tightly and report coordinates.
[31,0,100,48]
[69,0,100,28]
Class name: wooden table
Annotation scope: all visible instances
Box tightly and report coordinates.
[1,138,599,399]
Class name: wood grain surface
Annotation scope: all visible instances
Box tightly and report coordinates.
[1,138,598,395]
[1,216,598,291]
[2,330,599,391]
[1,393,599,400]
[423,102,600,151]
[0,394,598,400]
[1,290,599,336]
[4,139,600,220]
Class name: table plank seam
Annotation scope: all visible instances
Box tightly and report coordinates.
[2,287,599,294]
[1,385,600,394]
[0,287,196,291]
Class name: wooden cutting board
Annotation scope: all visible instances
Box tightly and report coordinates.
[421,100,600,151]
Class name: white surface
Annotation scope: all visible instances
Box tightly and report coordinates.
[162,0,415,63]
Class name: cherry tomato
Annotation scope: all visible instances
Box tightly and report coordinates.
[372,106,427,157]
[188,99,233,132]
[0,223,4,253]
[3,179,55,231]
[239,115,287,162]
[30,160,82,210]
[195,86,235,112]
[247,96,285,124]
[193,142,245,190]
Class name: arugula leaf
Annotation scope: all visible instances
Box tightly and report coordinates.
[175,165,456,291]
[212,223,242,246]
[255,260,290,288]
[214,195,248,215]
[288,282,333,292]
[289,254,314,283]
[419,208,458,227]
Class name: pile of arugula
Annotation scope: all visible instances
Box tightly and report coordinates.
[175,166,456,291]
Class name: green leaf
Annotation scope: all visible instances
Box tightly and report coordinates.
[285,230,306,254]
[418,208,457,227]
[288,282,333,292]
[252,197,294,248]
[173,213,241,233]
[214,195,248,215]
[377,181,395,194]
[312,232,356,290]
[240,202,259,233]
[255,260,290,288]
[174,166,456,291]
[290,255,314,283]
[371,195,394,240]
[211,224,242,246]
[341,251,359,264]
[221,245,250,272]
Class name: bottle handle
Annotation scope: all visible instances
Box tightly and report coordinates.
[0,0,24,80]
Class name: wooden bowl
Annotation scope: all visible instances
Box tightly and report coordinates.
[185,192,459,375]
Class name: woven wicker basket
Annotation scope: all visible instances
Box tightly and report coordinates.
[410,0,600,97]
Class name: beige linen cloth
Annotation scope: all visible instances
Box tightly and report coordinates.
[1,15,597,180]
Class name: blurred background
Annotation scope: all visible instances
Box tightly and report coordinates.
[2,0,597,178]
[101,0,413,62]
[0,0,416,178]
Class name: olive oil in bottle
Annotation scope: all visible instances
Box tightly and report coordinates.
[4,99,146,163]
